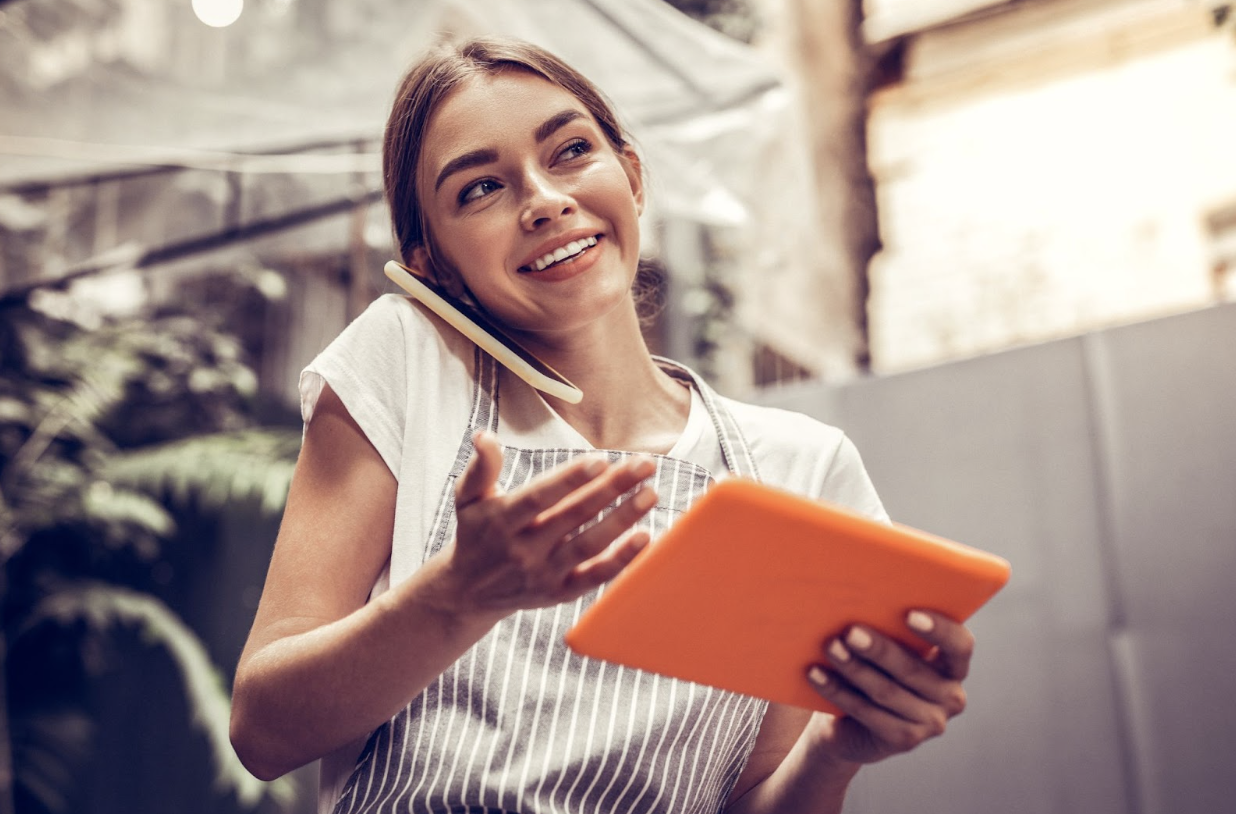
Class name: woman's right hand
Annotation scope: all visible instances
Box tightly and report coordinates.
[440,430,658,614]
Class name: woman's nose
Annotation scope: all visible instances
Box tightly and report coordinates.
[519,172,575,231]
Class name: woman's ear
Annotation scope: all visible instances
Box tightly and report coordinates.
[621,147,645,216]
[406,246,433,278]
[407,245,467,299]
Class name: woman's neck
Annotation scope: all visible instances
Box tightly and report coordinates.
[521,305,691,454]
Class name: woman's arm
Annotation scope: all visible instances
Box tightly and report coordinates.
[724,611,974,814]
[229,384,484,780]
[229,385,657,780]
[724,703,856,814]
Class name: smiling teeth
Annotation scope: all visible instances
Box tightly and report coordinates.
[531,236,598,271]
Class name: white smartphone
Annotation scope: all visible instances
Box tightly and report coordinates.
[383,260,584,404]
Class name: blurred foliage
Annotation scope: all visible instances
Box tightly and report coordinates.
[663,0,761,43]
[0,281,299,813]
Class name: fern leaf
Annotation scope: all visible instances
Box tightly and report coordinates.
[10,709,92,814]
[20,583,293,808]
[81,482,176,539]
[102,429,300,518]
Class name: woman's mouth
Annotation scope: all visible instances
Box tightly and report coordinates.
[520,235,600,273]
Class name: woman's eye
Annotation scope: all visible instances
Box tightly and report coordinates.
[459,179,501,205]
[557,138,593,162]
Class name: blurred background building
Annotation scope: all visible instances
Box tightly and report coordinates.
[2,1,1234,813]
[861,0,1236,371]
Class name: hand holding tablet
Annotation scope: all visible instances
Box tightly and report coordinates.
[565,478,1011,714]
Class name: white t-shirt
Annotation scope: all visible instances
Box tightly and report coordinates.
[300,294,887,812]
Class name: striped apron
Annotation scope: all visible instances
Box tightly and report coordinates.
[332,350,769,814]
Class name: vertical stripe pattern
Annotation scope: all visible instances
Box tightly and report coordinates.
[333,352,768,814]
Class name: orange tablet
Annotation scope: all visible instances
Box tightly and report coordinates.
[564,478,1011,714]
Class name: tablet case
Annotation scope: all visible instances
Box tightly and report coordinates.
[564,478,1011,714]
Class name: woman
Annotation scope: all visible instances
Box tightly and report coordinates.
[230,36,974,814]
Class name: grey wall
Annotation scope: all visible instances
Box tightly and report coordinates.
[758,304,1236,814]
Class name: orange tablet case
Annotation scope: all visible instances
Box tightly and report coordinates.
[564,478,1011,714]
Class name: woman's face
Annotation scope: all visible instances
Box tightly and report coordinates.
[412,70,644,340]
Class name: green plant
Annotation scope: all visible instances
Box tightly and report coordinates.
[1,293,299,813]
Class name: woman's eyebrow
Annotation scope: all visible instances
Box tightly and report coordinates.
[535,109,585,143]
[434,149,498,192]
[433,110,586,192]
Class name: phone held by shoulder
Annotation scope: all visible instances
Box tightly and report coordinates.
[383,260,584,404]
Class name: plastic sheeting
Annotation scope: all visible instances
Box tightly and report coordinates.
[2,0,858,384]
[0,0,798,227]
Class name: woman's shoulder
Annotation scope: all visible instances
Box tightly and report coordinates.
[299,294,476,464]
[720,396,848,457]
[323,293,477,376]
[359,293,471,347]
[719,395,886,519]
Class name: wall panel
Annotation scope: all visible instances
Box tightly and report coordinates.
[756,304,1236,812]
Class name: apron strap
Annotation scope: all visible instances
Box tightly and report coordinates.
[447,346,501,479]
[459,349,761,482]
[653,356,761,482]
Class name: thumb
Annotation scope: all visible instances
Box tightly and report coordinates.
[455,430,504,508]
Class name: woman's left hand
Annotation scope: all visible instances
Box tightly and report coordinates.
[803,610,974,766]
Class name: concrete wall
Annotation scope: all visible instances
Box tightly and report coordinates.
[758,303,1236,813]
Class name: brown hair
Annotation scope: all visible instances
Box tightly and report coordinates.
[382,36,662,320]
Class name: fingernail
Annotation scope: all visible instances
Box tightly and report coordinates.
[808,666,829,685]
[907,611,934,633]
[632,488,657,511]
[829,640,851,663]
[582,457,607,477]
[847,626,873,651]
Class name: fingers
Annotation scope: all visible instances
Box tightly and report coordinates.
[822,629,954,722]
[564,528,651,593]
[807,666,938,749]
[549,480,658,567]
[457,435,656,535]
[534,457,658,543]
[807,614,975,758]
[496,450,657,541]
[451,439,659,607]
[501,453,612,529]
[455,431,505,508]
[907,610,975,682]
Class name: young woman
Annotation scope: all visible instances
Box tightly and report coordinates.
[230,36,975,814]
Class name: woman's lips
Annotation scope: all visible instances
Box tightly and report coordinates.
[519,237,603,282]
[518,234,603,273]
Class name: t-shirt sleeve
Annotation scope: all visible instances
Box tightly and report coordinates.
[819,433,889,524]
[299,294,409,477]
[724,398,889,523]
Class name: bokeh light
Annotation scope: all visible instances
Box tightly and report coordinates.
[191,0,243,28]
